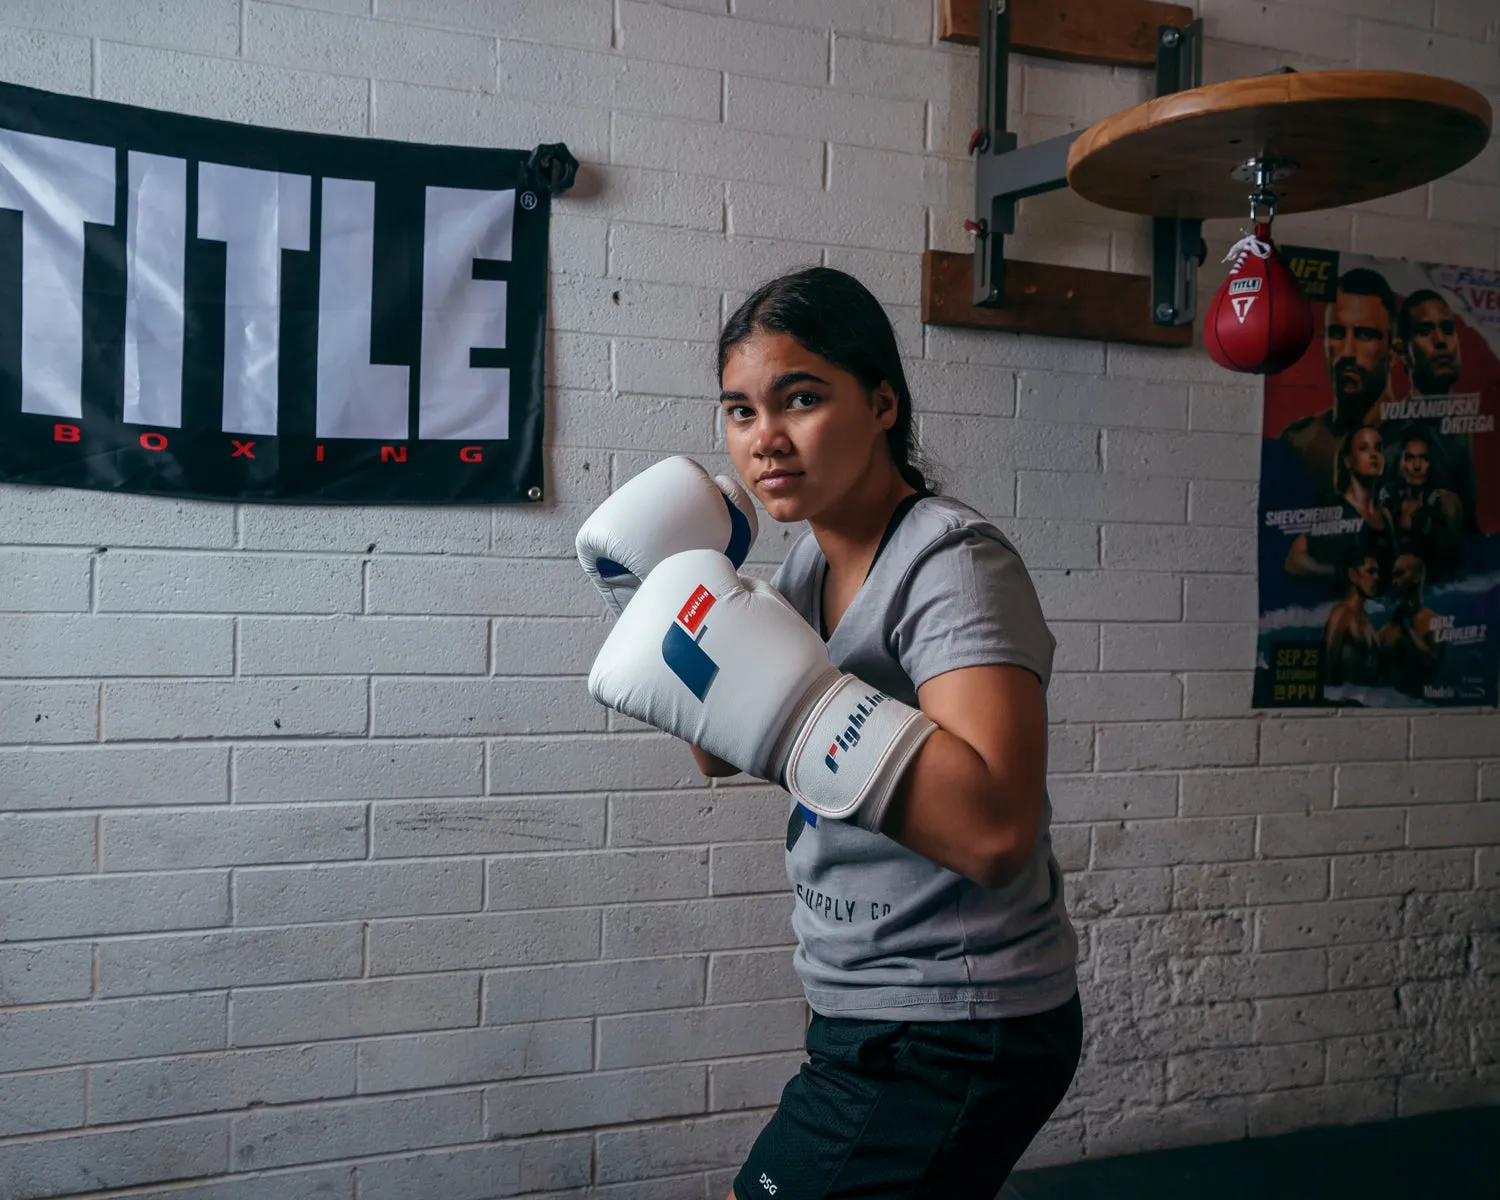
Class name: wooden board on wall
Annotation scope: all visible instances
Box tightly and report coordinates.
[921,250,1194,348]
[940,0,1194,68]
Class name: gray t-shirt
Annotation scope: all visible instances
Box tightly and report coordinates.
[771,494,1078,1021]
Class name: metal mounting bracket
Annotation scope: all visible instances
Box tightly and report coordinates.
[969,2,1205,324]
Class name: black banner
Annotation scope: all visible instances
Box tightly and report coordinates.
[0,81,551,504]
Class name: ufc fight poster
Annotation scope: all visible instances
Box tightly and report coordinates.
[0,80,551,505]
[1255,246,1500,708]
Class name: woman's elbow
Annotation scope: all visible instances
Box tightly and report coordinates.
[971,792,1042,889]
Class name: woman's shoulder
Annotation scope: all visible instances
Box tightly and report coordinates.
[898,494,1019,560]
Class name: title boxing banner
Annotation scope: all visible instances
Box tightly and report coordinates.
[1255,245,1500,708]
[0,81,551,504]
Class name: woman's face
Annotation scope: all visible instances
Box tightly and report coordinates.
[719,330,897,524]
[1346,427,1384,482]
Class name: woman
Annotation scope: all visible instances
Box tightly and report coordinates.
[698,267,1081,1200]
[1284,423,1395,589]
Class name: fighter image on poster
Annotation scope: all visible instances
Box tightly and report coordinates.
[1255,247,1500,708]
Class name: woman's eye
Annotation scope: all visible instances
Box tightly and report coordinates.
[788,392,819,409]
[726,404,753,421]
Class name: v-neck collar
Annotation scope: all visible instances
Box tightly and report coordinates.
[817,489,931,641]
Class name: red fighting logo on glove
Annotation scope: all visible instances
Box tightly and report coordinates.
[824,691,890,775]
[663,584,720,700]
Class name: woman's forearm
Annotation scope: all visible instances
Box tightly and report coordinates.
[689,743,741,777]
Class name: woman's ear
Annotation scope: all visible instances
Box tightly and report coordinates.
[872,381,899,430]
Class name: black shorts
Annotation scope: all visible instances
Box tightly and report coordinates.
[732,991,1082,1200]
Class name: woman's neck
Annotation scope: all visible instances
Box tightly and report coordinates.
[810,461,917,577]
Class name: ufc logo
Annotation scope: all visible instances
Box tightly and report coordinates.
[759,1173,778,1195]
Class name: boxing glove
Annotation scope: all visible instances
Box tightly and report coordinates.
[588,549,937,832]
[576,456,758,618]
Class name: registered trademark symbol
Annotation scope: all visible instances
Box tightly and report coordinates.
[519,191,538,210]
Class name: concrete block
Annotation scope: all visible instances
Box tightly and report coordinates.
[1102,524,1256,573]
[1261,717,1410,765]
[1084,1098,1248,1157]
[1188,383,1264,434]
[355,1135,592,1200]
[374,80,606,160]
[1188,479,1259,527]
[1104,429,1260,480]
[617,1,827,82]
[737,0,929,41]
[98,551,360,614]
[609,787,787,846]
[231,975,479,1047]
[603,894,793,957]
[0,994,226,1074]
[103,804,365,872]
[483,956,706,1024]
[372,678,601,737]
[365,557,594,617]
[1333,762,1475,811]
[0,614,232,678]
[833,34,973,101]
[366,909,600,974]
[0,683,98,745]
[238,615,487,675]
[1180,671,1261,718]
[709,841,785,896]
[0,1118,228,1200]
[238,506,489,553]
[1258,897,1403,951]
[1,0,238,53]
[1032,569,1181,621]
[1100,623,1256,672]
[100,43,367,135]
[599,999,805,1069]
[1093,817,1254,869]
[1019,472,1186,524]
[99,925,361,996]
[372,796,605,857]
[498,40,720,120]
[234,740,483,802]
[1254,989,1400,1048]
[1182,575,1259,622]
[1327,1026,1472,1084]
[0,870,228,941]
[1095,720,1258,770]
[231,1091,482,1171]
[91,1044,355,1123]
[559,165,723,233]
[0,549,91,613]
[1047,772,1178,822]
[922,413,1098,473]
[1181,766,1334,816]
[493,617,610,676]
[245,1,494,88]
[1248,1079,1397,1137]
[0,25,91,95]
[1167,1042,1324,1102]
[1066,867,1173,919]
[1260,809,1407,857]
[710,1052,804,1111]
[1171,949,1327,1004]
[236,860,483,925]
[486,848,708,909]
[728,179,925,254]
[1173,860,1329,909]
[484,1064,707,1136]
[0,944,92,1007]
[1409,802,1500,847]
[727,73,924,152]
[0,1068,84,1139]
[0,486,235,549]
[1412,713,1500,759]
[1018,374,1187,429]
[358,1020,592,1093]
[0,813,95,878]
[104,679,367,741]
[1357,14,1500,84]
[490,733,704,794]
[550,389,718,453]
[594,1111,767,1184]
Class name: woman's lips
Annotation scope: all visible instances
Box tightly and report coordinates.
[758,472,802,493]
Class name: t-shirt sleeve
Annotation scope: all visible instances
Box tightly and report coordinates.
[889,528,1055,689]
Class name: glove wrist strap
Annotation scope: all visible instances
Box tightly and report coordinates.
[783,674,938,832]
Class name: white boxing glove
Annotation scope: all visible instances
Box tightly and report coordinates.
[575,457,758,619]
[588,548,937,832]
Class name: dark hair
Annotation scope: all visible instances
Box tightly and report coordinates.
[1335,267,1397,320]
[1397,288,1449,343]
[717,266,936,494]
[1334,424,1382,494]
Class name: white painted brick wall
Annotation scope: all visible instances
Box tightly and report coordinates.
[1,1,1498,1196]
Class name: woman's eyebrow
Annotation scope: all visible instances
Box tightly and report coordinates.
[720,370,830,403]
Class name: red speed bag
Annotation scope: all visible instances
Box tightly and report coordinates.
[1205,223,1314,375]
